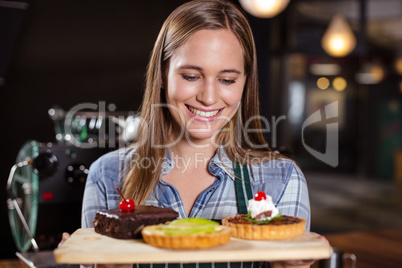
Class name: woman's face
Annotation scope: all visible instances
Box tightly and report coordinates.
[165,29,246,146]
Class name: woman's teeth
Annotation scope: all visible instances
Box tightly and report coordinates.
[188,106,220,118]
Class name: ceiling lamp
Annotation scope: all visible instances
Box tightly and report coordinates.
[321,14,356,57]
[239,0,290,18]
[355,62,385,84]
[333,77,347,91]
[316,77,330,90]
[395,57,402,75]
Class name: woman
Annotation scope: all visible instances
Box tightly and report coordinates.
[79,0,312,267]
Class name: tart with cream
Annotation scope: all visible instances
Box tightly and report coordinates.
[222,192,306,240]
[141,218,231,249]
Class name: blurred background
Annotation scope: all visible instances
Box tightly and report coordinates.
[1,0,401,266]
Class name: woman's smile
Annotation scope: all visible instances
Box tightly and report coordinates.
[185,105,224,121]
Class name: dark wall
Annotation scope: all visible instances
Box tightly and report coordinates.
[0,0,187,259]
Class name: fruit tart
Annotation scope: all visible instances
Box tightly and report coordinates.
[141,218,231,249]
[222,191,306,240]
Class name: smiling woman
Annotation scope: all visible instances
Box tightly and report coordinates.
[119,0,272,208]
[77,1,313,268]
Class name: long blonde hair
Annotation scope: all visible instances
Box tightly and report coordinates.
[122,0,275,204]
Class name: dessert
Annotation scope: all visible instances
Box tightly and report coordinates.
[116,187,135,211]
[222,191,306,240]
[93,188,179,239]
[142,218,232,249]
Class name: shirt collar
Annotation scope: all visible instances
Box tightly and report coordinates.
[160,149,174,174]
[209,147,236,180]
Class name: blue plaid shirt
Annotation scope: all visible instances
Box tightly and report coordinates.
[82,146,310,230]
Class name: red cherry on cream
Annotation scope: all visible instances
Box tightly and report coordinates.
[254,191,267,201]
[116,187,135,211]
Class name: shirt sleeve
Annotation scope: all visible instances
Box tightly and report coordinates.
[81,158,107,228]
[276,163,311,230]
[81,152,121,228]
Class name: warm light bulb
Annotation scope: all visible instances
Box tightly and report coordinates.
[331,37,346,51]
[256,0,276,11]
[321,14,356,57]
[333,77,347,91]
[355,62,385,84]
[371,66,385,82]
[239,0,290,18]
[317,77,330,90]
[395,58,402,75]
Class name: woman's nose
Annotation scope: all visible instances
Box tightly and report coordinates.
[196,79,218,106]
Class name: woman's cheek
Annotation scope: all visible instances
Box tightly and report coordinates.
[168,81,198,101]
[221,87,243,105]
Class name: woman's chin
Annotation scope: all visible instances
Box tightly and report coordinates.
[183,132,218,146]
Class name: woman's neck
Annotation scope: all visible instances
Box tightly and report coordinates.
[168,139,218,171]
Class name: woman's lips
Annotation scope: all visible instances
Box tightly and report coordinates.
[186,105,223,122]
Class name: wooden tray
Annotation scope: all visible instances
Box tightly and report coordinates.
[54,228,332,264]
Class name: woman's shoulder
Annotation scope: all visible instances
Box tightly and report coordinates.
[216,147,301,178]
[255,155,297,169]
[89,146,137,178]
[249,155,303,183]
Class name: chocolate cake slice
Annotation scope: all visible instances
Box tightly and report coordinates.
[93,205,179,239]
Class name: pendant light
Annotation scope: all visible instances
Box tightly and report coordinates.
[239,0,290,18]
[355,62,385,85]
[321,14,356,57]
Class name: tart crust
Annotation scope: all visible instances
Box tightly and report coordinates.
[222,215,306,240]
[142,225,232,249]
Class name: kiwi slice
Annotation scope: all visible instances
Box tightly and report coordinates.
[155,218,220,236]
[169,218,219,226]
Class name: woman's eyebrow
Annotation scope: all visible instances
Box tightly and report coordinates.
[220,69,241,74]
[178,65,203,71]
[178,65,241,74]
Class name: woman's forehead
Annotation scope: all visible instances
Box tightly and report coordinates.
[169,29,245,74]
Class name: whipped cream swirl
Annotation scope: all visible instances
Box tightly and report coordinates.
[248,194,280,221]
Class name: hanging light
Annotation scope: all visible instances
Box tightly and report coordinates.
[333,77,347,91]
[395,57,402,75]
[316,77,330,90]
[239,0,290,18]
[355,62,385,84]
[321,14,356,57]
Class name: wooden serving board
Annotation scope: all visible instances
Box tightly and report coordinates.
[54,228,332,264]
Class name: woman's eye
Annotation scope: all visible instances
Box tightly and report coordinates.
[220,79,236,85]
[181,74,199,81]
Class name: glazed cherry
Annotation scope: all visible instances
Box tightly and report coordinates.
[120,199,135,211]
[254,191,267,201]
[116,187,135,211]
